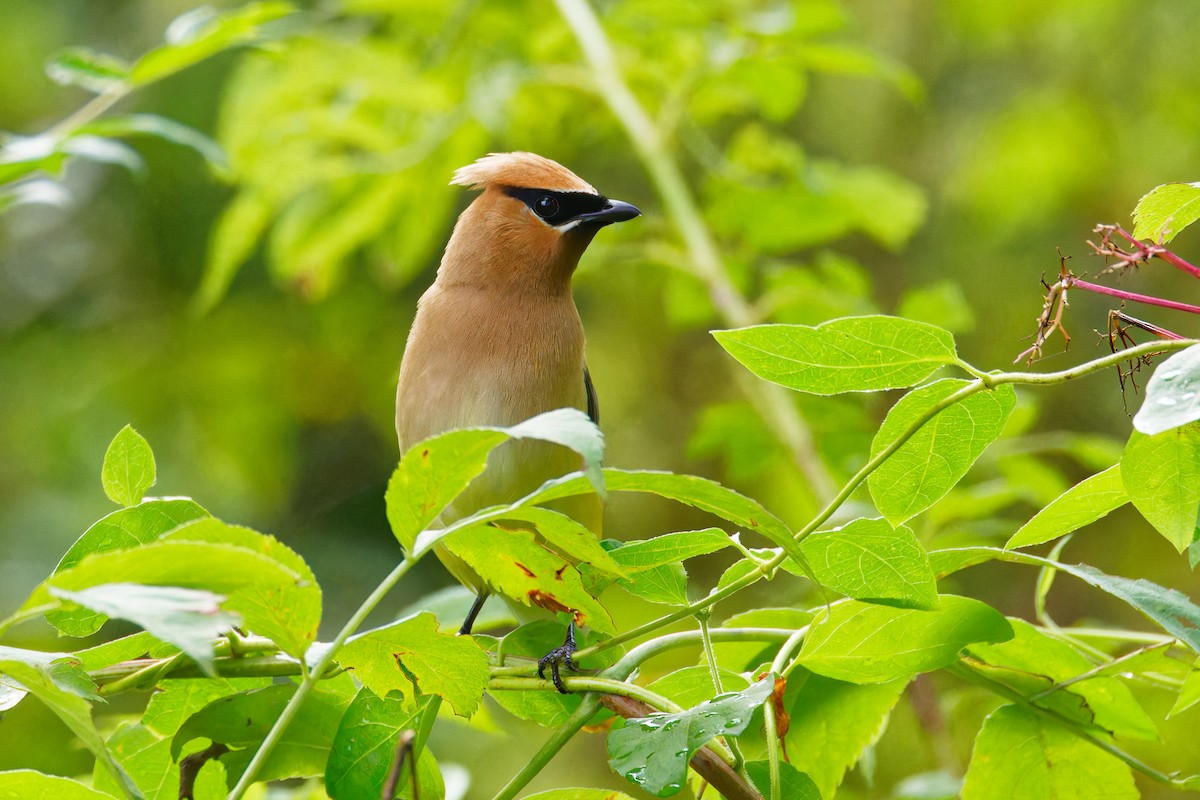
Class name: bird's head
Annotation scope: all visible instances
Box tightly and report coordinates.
[436,152,640,292]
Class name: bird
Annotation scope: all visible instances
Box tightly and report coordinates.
[395,152,640,690]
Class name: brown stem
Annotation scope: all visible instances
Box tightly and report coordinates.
[599,694,762,800]
[179,743,228,800]
[381,729,418,800]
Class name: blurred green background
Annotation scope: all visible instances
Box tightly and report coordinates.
[3,0,1200,797]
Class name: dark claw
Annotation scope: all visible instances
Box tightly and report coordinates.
[536,622,580,694]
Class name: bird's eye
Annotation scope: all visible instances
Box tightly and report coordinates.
[533,195,560,218]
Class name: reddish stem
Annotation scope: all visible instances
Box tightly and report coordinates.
[1109,225,1200,279]
[1071,278,1200,315]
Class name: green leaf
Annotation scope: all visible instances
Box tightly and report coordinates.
[869,381,1016,524]
[171,674,356,785]
[0,658,141,799]
[92,676,269,800]
[607,529,733,571]
[745,760,822,800]
[1133,344,1200,437]
[615,562,689,606]
[0,770,115,799]
[800,517,938,609]
[326,690,443,800]
[54,498,210,573]
[101,425,156,507]
[965,619,1158,740]
[159,518,322,658]
[335,612,489,717]
[130,2,294,86]
[441,524,614,633]
[607,676,774,797]
[1169,664,1200,717]
[1132,182,1200,243]
[487,507,623,576]
[961,705,1136,800]
[45,47,130,93]
[51,584,237,676]
[30,540,310,652]
[799,595,1013,683]
[391,409,604,554]
[647,666,751,709]
[530,469,793,556]
[1120,423,1200,552]
[712,608,814,673]
[78,115,230,174]
[487,622,583,726]
[73,631,162,671]
[1006,465,1128,549]
[929,547,1000,578]
[713,316,957,395]
[195,190,273,313]
[782,672,908,798]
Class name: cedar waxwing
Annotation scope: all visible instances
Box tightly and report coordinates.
[395,152,640,687]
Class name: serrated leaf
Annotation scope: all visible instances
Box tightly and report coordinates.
[961,705,1136,800]
[1132,182,1200,244]
[441,524,614,633]
[1007,465,1128,549]
[51,584,236,676]
[488,506,622,576]
[713,316,957,395]
[608,529,732,571]
[28,540,310,652]
[159,518,321,657]
[800,518,938,609]
[0,770,115,799]
[45,47,130,93]
[1121,423,1200,552]
[1133,345,1200,437]
[54,498,210,574]
[101,425,156,507]
[130,2,293,86]
[171,674,356,784]
[782,673,908,798]
[616,562,689,606]
[607,676,773,797]
[335,612,489,717]
[799,595,1013,683]
[869,380,1016,524]
[965,619,1158,740]
[325,690,443,800]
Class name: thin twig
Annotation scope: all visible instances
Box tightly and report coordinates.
[178,743,228,800]
[381,730,417,800]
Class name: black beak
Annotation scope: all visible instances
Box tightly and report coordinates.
[575,199,641,227]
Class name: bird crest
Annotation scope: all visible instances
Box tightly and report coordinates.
[451,152,596,194]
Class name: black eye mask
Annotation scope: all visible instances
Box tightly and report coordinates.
[504,187,611,226]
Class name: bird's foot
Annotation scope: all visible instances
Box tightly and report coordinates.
[536,621,580,694]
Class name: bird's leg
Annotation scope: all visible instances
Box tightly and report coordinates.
[537,620,580,694]
[459,592,488,636]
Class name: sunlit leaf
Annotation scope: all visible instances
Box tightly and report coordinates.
[101,425,156,507]
[1132,182,1200,244]
[1006,465,1127,549]
[1121,423,1200,552]
[799,595,1012,682]
[800,518,938,609]
[616,562,689,606]
[1169,665,1200,718]
[713,316,958,395]
[79,115,230,174]
[607,529,732,571]
[745,760,822,800]
[1133,345,1200,436]
[335,612,489,717]
[487,506,622,576]
[54,498,210,573]
[961,705,1136,800]
[72,631,161,671]
[607,676,773,797]
[869,380,1016,524]
[647,666,750,710]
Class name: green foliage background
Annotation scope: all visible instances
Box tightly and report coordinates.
[3,0,1200,797]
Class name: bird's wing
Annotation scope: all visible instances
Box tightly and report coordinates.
[584,365,599,424]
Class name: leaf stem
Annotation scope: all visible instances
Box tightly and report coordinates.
[226,556,419,800]
[490,693,603,800]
